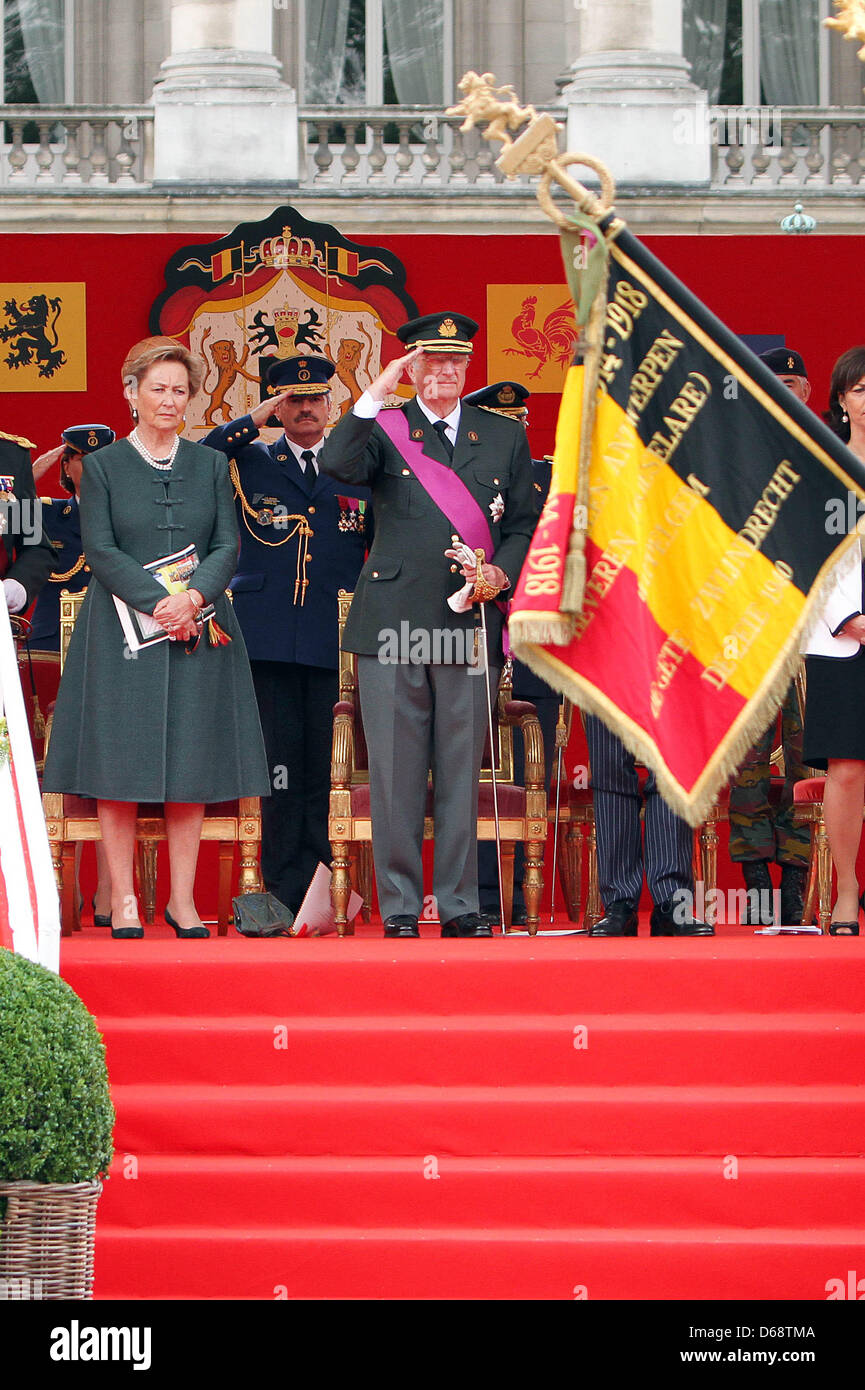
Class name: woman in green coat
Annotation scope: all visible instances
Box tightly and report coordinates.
[43,336,270,939]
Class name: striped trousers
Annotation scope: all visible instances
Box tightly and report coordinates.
[584,714,694,909]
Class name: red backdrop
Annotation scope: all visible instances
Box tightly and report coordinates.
[3,225,847,919]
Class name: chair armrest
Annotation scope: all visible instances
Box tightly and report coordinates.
[505,701,545,793]
[331,702,356,791]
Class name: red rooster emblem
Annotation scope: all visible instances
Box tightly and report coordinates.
[504,296,577,379]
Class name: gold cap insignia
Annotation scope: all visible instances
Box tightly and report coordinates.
[88,432,99,448]
[497,385,516,405]
[298,369,310,382]
[439,318,458,338]
[787,356,796,370]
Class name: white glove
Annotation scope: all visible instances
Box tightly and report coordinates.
[445,542,478,613]
[3,578,27,614]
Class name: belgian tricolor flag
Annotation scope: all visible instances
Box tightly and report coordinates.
[510,220,865,825]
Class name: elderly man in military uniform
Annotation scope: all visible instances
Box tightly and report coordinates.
[30,424,116,651]
[466,381,561,928]
[204,354,369,916]
[319,312,537,938]
[727,346,812,926]
[0,427,54,622]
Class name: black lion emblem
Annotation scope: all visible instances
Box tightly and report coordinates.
[0,294,67,377]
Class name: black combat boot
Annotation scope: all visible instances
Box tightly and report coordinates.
[740,860,775,926]
[779,865,807,927]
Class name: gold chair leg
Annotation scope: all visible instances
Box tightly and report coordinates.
[136,840,157,925]
[358,842,373,923]
[559,821,581,922]
[501,841,515,930]
[332,841,353,937]
[523,840,543,936]
[585,820,602,930]
[216,842,233,937]
[815,812,832,934]
[802,821,819,930]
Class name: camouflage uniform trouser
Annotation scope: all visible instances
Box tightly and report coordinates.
[728,679,810,868]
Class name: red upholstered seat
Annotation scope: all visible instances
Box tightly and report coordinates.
[793,777,826,804]
[347,780,527,818]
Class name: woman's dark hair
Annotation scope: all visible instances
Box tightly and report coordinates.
[825,346,865,440]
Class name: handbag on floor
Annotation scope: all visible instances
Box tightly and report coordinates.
[232,891,295,937]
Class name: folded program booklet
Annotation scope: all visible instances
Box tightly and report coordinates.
[113,543,215,651]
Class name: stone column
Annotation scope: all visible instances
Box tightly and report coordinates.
[561,0,709,185]
[151,0,298,184]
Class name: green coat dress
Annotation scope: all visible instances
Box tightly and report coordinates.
[42,437,270,803]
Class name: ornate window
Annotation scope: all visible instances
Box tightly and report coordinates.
[1,0,71,104]
[303,0,452,106]
[684,0,829,106]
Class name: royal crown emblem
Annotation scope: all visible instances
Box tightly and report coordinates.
[498,385,516,404]
[439,318,458,338]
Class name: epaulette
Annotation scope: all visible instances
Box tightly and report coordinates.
[0,429,36,450]
[473,404,521,423]
[39,496,55,505]
[543,454,554,462]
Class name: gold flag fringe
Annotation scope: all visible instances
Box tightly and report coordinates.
[511,533,860,828]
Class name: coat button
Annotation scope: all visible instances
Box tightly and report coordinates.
[451,534,459,543]
[494,477,500,485]
[372,570,379,578]
[309,505,315,514]
[402,468,410,476]
[84,565,91,573]
[450,564,458,573]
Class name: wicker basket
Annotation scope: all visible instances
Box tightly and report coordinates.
[0,1180,102,1300]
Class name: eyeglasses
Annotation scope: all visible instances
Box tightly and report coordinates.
[418,356,468,374]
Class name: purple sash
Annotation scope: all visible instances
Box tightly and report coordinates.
[377,408,495,559]
[377,407,510,646]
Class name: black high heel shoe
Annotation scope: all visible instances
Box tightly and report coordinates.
[165,908,210,939]
[93,896,112,928]
[829,893,863,935]
[111,917,143,939]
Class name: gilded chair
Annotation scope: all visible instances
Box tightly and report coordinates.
[328,591,547,935]
[41,589,262,935]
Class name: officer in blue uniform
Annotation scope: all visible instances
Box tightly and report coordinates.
[29,425,116,651]
[204,354,370,915]
[466,382,561,926]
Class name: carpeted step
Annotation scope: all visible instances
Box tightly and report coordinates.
[92,1225,865,1302]
[109,1081,865,1158]
[96,1011,865,1087]
[96,1153,865,1232]
[62,936,865,1020]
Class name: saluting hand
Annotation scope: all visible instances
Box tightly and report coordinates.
[367,346,423,403]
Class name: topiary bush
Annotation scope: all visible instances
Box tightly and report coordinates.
[0,948,114,1183]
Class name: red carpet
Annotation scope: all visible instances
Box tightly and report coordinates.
[60,922,865,1301]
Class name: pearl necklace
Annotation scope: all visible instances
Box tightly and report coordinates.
[129,428,179,470]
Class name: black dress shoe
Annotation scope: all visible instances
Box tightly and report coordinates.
[589,901,638,937]
[650,899,714,936]
[829,920,860,936]
[383,914,419,938]
[441,912,493,938]
[165,908,210,939]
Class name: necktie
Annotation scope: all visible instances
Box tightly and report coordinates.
[432,420,454,461]
[300,449,317,487]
